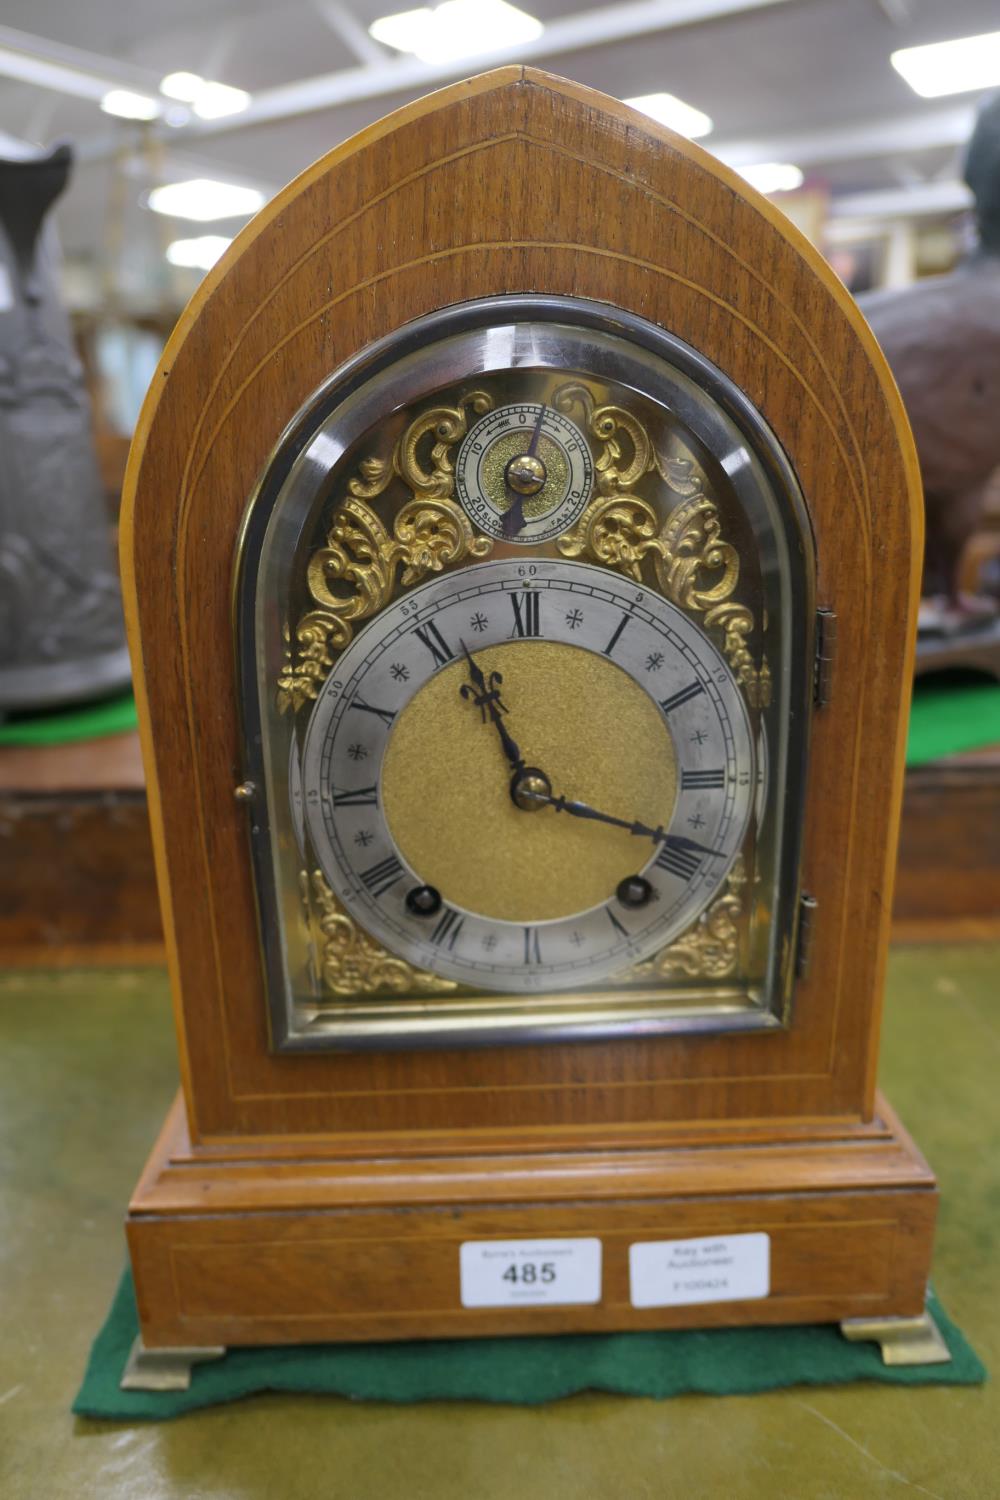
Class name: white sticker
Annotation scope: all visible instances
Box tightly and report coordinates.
[629,1232,770,1308]
[460,1238,602,1307]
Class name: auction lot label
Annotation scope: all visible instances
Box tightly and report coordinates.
[629,1232,770,1308]
[460,1238,602,1307]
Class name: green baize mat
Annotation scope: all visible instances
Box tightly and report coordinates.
[74,1270,984,1421]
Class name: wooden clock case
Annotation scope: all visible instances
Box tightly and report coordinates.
[121,67,937,1355]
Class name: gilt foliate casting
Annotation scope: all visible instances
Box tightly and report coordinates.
[554,383,770,706]
[626,857,747,982]
[277,394,495,713]
[301,870,457,996]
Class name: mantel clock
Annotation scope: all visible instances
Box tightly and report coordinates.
[120,69,944,1385]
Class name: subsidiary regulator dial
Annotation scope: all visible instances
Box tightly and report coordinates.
[455,401,593,543]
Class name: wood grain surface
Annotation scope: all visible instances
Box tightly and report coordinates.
[120,67,923,1146]
[128,1090,936,1347]
[894,762,1000,924]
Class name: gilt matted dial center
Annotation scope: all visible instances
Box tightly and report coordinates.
[381,641,678,924]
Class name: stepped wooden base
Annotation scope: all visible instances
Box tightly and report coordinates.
[126,1092,938,1351]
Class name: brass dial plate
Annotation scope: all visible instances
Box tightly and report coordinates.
[300,560,755,993]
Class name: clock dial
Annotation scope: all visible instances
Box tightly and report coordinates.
[301,559,754,992]
[240,296,813,1049]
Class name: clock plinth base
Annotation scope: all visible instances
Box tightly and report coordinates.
[126,1093,937,1352]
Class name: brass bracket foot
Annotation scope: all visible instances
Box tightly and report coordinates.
[840,1307,951,1366]
[120,1336,227,1391]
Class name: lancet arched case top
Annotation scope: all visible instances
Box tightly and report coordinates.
[121,66,922,1140]
[236,295,815,1051]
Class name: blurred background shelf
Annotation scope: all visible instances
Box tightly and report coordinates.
[3,726,998,965]
[0,731,162,964]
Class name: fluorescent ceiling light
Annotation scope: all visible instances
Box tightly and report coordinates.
[101,89,160,121]
[147,178,265,221]
[160,70,250,119]
[160,71,203,103]
[739,161,803,194]
[189,80,251,120]
[891,30,1000,98]
[166,235,232,271]
[624,93,713,139]
[369,0,543,65]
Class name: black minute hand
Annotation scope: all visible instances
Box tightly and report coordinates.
[519,787,724,856]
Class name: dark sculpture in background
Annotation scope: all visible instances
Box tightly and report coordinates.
[860,92,1000,611]
[0,142,130,713]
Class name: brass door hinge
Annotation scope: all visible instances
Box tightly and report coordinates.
[795,893,818,978]
[814,608,836,707]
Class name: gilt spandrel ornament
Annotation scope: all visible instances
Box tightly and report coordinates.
[624,857,746,983]
[554,384,770,707]
[301,869,458,997]
[279,380,768,713]
[0,143,130,711]
[277,395,495,713]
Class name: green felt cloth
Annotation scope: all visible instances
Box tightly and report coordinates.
[4,683,1000,764]
[906,681,1000,766]
[73,1269,984,1421]
[0,692,137,747]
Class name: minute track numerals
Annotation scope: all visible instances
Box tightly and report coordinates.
[300,560,756,994]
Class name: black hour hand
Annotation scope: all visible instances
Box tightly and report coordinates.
[459,639,525,775]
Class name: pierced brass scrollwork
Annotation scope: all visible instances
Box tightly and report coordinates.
[301,870,458,996]
[626,857,747,982]
[554,384,770,706]
[277,394,495,713]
